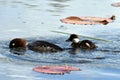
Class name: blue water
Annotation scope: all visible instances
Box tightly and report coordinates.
[0,0,120,80]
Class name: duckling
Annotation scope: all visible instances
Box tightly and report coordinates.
[66,34,97,50]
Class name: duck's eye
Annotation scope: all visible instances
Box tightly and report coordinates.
[12,43,15,46]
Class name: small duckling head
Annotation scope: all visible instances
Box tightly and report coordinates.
[66,34,79,41]
[9,38,28,48]
[66,34,80,43]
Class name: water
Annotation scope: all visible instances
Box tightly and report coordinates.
[0,0,120,80]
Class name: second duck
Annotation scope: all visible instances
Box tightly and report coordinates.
[66,34,97,50]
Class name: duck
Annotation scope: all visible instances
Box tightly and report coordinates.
[66,34,97,50]
[9,38,63,54]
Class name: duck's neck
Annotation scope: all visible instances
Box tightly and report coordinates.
[72,38,80,43]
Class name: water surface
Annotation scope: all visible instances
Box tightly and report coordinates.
[0,0,120,80]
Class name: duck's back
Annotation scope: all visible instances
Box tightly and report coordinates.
[79,40,96,49]
[27,41,63,53]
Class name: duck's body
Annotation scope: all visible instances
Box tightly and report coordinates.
[9,38,63,54]
[66,34,97,50]
[27,40,63,53]
[71,40,96,49]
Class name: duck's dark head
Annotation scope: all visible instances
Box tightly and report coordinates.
[9,38,28,55]
[66,34,80,43]
[9,38,28,48]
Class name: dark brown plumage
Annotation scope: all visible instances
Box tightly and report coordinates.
[66,34,97,50]
[9,38,63,54]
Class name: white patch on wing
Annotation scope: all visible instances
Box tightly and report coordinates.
[85,42,90,47]
[47,46,51,49]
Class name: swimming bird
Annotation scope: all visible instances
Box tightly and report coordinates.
[66,34,97,50]
[9,38,63,54]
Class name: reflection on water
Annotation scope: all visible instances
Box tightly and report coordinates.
[0,1,7,6]
[50,0,71,2]
[10,0,71,16]
[11,0,39,10]
[47,0,70,16]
